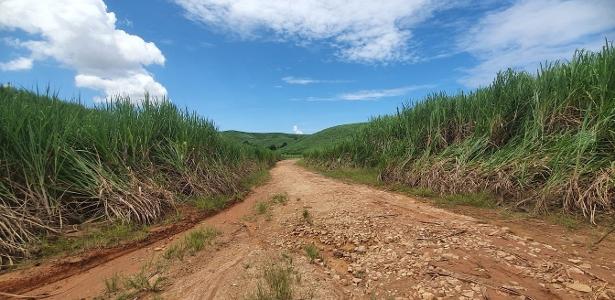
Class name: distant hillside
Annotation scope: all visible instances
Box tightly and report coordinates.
[283,123,366,154]
[221,131,305,151]
[221,123,365,154]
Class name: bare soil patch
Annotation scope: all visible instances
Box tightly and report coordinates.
[2,160,614,299]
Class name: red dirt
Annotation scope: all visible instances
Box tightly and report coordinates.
[1,160,614,299]
[0,196,249,297]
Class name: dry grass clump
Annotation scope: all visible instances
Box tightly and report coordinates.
[246,258,298,300]
[305,42,615,222]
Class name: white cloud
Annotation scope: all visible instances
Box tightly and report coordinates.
[292,125,304,135]
[282,76,350,85]
[304,84,435,101]
[76,73,167,102]
[282,77,319,85]
[173,0,449,63]
[0,57,33,71]
[0,0,167,102]
[459,0,615,87]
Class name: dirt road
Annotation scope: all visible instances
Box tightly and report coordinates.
[12,160,615,299]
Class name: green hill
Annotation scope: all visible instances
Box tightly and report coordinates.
[221,131,305,151]
[283,123,366,154]
[221,123,365,154]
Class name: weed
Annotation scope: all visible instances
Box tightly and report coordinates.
[122,269,164,294]
[240,169,271,190]
[248,263,295,300]
[303,244,320,263]
[39,223,148,258]
[301,209,312,225]
[163,243,184,260]
[547,212,582,230]
[163,227,219,260]
[101,262,166,299]
[255,201,270,215]
[436,192,497,208]
[184,227,219,254]
[104,273,121,294]
[271,193,288,205]
[191,195,229,212]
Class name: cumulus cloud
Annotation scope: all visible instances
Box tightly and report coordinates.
[459,0,615,87]
[282,76,350,85]
[0,0,167,101]
[173,0,449,63]
[292,125,304,135]
[0,57,33,71]
[304,84,434,101]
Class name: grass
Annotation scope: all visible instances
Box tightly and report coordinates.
[104,273,121,294]
[246,258,299,300]
[190,195,230,212]
[37,223,148,257]
[0,86,278,265]
[102,262,166,299]
[271,193,289,205]
[253,193,289,219]
[301,208,312,225]
[298,160,380,186]
[163,227,219,260]
[435,192,497,209]
[305,42,615,222]
[303,244,320,263]
[547,212,583,230]
[255,201,271,215]
[189,169,272,212]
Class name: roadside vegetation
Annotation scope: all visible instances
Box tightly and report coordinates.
[246,255,303,300]
[100,226,218,299]
[102,259,168,299]
[0,87,277,265]
[163,227,219,260]
[305,43,615,223]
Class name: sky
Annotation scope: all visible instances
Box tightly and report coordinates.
[1,0,614,134]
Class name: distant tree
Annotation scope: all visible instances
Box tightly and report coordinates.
[268,144,277,150]
[279,142,288,148]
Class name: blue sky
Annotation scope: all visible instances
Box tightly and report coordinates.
[1,0,614,133]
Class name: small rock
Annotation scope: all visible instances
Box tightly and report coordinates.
[148,274,161,286]
[579,263,591,269]
[420,291,435,300]
[333,249,344,258]
[154,247,164,251]
[442,253,459,260]
[567,266,584,274]
[352,277,363,284]
[565,282,592,293]
[462,290,474,298]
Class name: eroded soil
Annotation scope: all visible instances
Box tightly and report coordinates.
[2,160,615,299]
